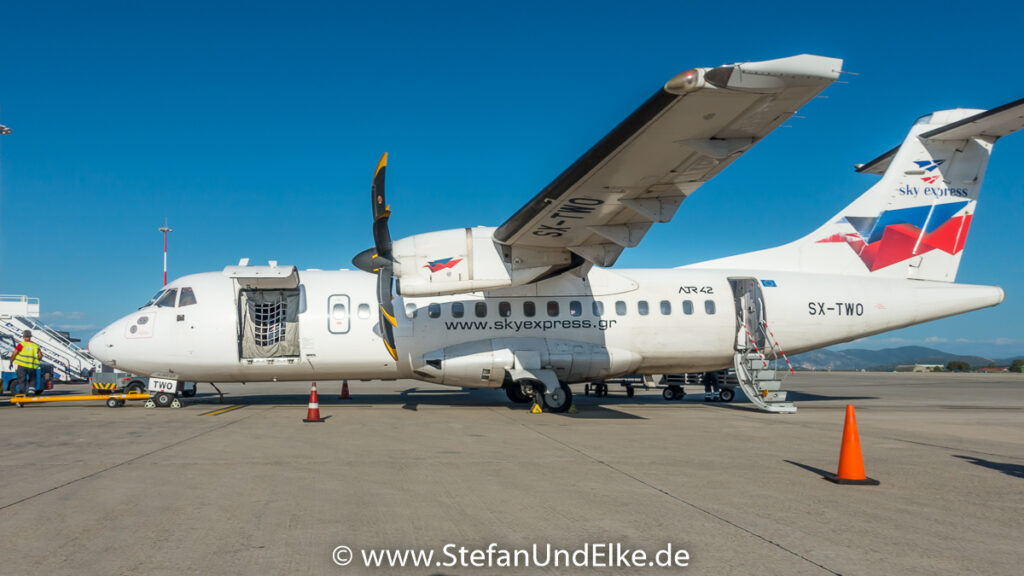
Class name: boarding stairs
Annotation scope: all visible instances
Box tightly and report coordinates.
[0,296,101,381]
[733,316,797,414]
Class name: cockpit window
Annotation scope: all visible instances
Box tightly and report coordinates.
[156,289,178,308]
[178,287,197,307]
[142,290,165,308]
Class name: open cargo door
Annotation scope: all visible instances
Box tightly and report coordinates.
[224,263,303,361]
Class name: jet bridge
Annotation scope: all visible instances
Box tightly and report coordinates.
[0,295,102,381]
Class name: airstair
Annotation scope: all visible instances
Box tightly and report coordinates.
[0,295,101,381]
[733,319,796,413]
[729,278,797,414]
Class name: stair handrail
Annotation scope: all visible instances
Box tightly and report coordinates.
[737,314,769,367]
[760,319,795,375]
[1,316,99,378]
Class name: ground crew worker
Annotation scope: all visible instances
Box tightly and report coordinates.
[9,330,43,395]
[703,371,720,401]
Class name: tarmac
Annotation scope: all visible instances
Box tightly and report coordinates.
[0,372,1021,575]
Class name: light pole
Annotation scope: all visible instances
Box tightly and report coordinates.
[0,118,9,231]
[159,218,173,286]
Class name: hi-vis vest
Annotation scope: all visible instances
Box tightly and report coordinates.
[13,341,41,370]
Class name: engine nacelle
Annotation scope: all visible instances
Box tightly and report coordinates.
[412,338,642,389]
[392,227,571,297]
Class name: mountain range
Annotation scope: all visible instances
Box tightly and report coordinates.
[787,346,1022,371]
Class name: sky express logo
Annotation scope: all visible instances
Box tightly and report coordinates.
[424,257,463,273]
[915,159,945,184]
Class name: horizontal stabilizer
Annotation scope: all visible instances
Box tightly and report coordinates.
[857,97,1024,174]
[921,97,1024,140]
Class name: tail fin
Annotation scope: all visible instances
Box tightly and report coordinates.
[697,98,1024,281]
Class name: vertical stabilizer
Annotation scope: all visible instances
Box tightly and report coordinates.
[808,109,990,281]
[691,99,1024,281]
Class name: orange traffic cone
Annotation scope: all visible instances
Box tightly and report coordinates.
[339,380,350,400]
[824,404,879,485]
[303,382,323,423]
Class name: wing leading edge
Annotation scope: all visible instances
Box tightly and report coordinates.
[494,54,842,270]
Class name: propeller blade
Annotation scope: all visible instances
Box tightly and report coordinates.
[377,266,398,361]
[372,153,392,260]
[368,152,398,360]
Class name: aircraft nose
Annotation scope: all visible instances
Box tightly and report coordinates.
[88,325,115,365]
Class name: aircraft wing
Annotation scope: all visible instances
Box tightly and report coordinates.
[493,54,842,267]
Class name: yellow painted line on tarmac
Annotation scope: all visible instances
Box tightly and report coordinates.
[200,405,245,417]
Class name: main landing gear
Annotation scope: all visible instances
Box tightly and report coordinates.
[509,379,573,413]
[504,382,533,404]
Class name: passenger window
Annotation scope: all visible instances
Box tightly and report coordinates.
[547,301,559,317]
[357,303,371,319]
[405,303,417,319]
[660,300,671,315]
[592,301,604,316]
[428,303,441,318]
[705,300,716,314]
[178,287,197,307]
[452,302,464,318]
[638,301,649,316]
[683,300,694,315]
[156,289,177,308]
[499,302,512,317]
[332,303,347,321]
[523,301,536,317]
[569,301,582,317]
[615,301,627,316]
[475,302,487,318]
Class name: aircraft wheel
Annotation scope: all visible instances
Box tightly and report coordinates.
[598,384,608,397]
[154,392,174,408]
[719,388,735,403]
[535,382,572,413]
[626,386,635,398]
[504,382,532,404]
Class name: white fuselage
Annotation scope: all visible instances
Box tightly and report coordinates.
[88,266,1003,386]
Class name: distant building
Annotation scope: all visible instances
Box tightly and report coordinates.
[894,364,944,373]
[976,367,1008,373]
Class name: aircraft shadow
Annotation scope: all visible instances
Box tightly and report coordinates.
[953,455,1024,479]
[785,391,878,402]
[181,387,653,419]
[176,385,876,419]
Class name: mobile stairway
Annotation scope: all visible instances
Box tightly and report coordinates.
[0,295,102,382]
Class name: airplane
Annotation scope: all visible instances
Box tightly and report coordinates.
[87,54,1022,413]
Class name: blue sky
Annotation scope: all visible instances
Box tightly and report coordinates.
[1,1,1021,358]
